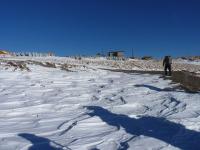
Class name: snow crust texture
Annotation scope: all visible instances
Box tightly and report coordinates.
[0,57,200,150]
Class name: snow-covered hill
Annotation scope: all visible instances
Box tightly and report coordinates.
[2,56,200,73]
[0,57,200,150]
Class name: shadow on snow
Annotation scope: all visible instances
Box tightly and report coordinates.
[86,106,200,150]
[18,105,200,150]
[134,84,198,93]
[18,133,65,150]
[135,84,182,92]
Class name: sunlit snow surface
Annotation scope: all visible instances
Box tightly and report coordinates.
[0,62,200,150]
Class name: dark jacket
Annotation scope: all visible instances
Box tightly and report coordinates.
[163,56,172,66]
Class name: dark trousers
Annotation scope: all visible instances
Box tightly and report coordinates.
[164,64,171,76]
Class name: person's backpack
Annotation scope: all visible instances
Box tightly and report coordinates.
[168,56,172,64]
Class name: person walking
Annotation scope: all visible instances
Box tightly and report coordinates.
[163,56,172,76]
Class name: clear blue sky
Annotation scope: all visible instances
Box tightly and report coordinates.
[0,0,200,57]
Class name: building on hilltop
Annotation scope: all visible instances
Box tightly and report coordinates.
[107,50,124,60]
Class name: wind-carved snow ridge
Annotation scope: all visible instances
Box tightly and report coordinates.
[0,57,200,150]
[158,96,187,117]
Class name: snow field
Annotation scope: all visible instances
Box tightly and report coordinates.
[0,61,200,150]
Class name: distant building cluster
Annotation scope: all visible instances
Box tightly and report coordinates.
[10,52,55,57]
[0,49,55,57]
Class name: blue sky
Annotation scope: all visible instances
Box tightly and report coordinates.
[0,0,200,57]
